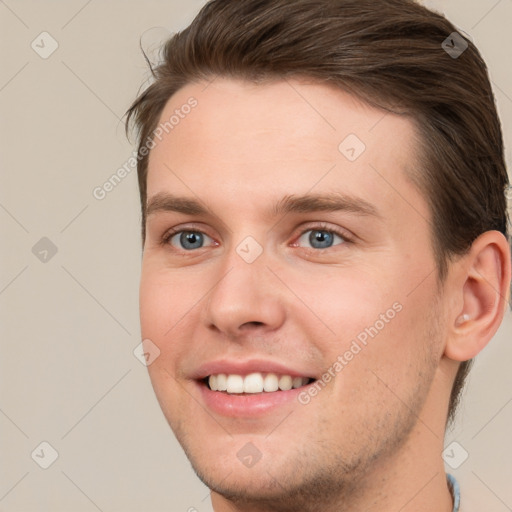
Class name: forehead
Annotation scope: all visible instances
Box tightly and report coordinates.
[146,78,427,226]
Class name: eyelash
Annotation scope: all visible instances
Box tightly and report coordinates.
[161,223,354,251]
[292,223,354,250]
[161,226,215,249]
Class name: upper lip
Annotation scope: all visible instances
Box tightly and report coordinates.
[192,359,318,380]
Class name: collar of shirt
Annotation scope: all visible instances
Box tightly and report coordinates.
[447,473,460,512]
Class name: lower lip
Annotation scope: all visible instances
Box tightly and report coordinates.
[196,381,311,417]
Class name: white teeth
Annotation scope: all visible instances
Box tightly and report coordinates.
[216,373,227,391]
[226,374,244,394]
[292,377,303,389]
[263,373,279,392]
[278,375,293,391]
[208,372,310,394]
[209,375,218,391]
[243,373,264,393]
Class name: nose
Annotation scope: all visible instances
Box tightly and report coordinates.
[202,249,287,339]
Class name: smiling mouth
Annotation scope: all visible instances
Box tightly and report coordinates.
[202,372,315,394]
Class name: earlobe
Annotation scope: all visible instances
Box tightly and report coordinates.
[445,231,511,362]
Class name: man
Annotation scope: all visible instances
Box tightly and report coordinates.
[126,0,511,510]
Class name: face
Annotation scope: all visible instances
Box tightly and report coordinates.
[140,78,447,508]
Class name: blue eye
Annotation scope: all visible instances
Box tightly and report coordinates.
[168,231,213,250]
[298,229,345,249]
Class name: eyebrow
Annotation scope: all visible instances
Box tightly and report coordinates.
[272,193,380,218]
[145,192,381,219]
[146,193,208,217]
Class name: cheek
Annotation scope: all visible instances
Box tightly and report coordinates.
[293,265,437,385]
[289,265,401,344]
[139,262,212,388]
[140,269,193,417]
[347,288,441,399]
[139,275,166,339]
[139,261,204,338]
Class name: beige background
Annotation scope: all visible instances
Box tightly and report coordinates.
[1,1,511,511]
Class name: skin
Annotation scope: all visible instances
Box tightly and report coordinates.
[139,78,511,511]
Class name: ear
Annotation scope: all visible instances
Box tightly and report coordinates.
[445,230,511,361]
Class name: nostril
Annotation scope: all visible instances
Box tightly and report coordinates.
[242,321,265,328]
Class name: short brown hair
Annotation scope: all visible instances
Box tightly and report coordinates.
[126,0,510,425]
